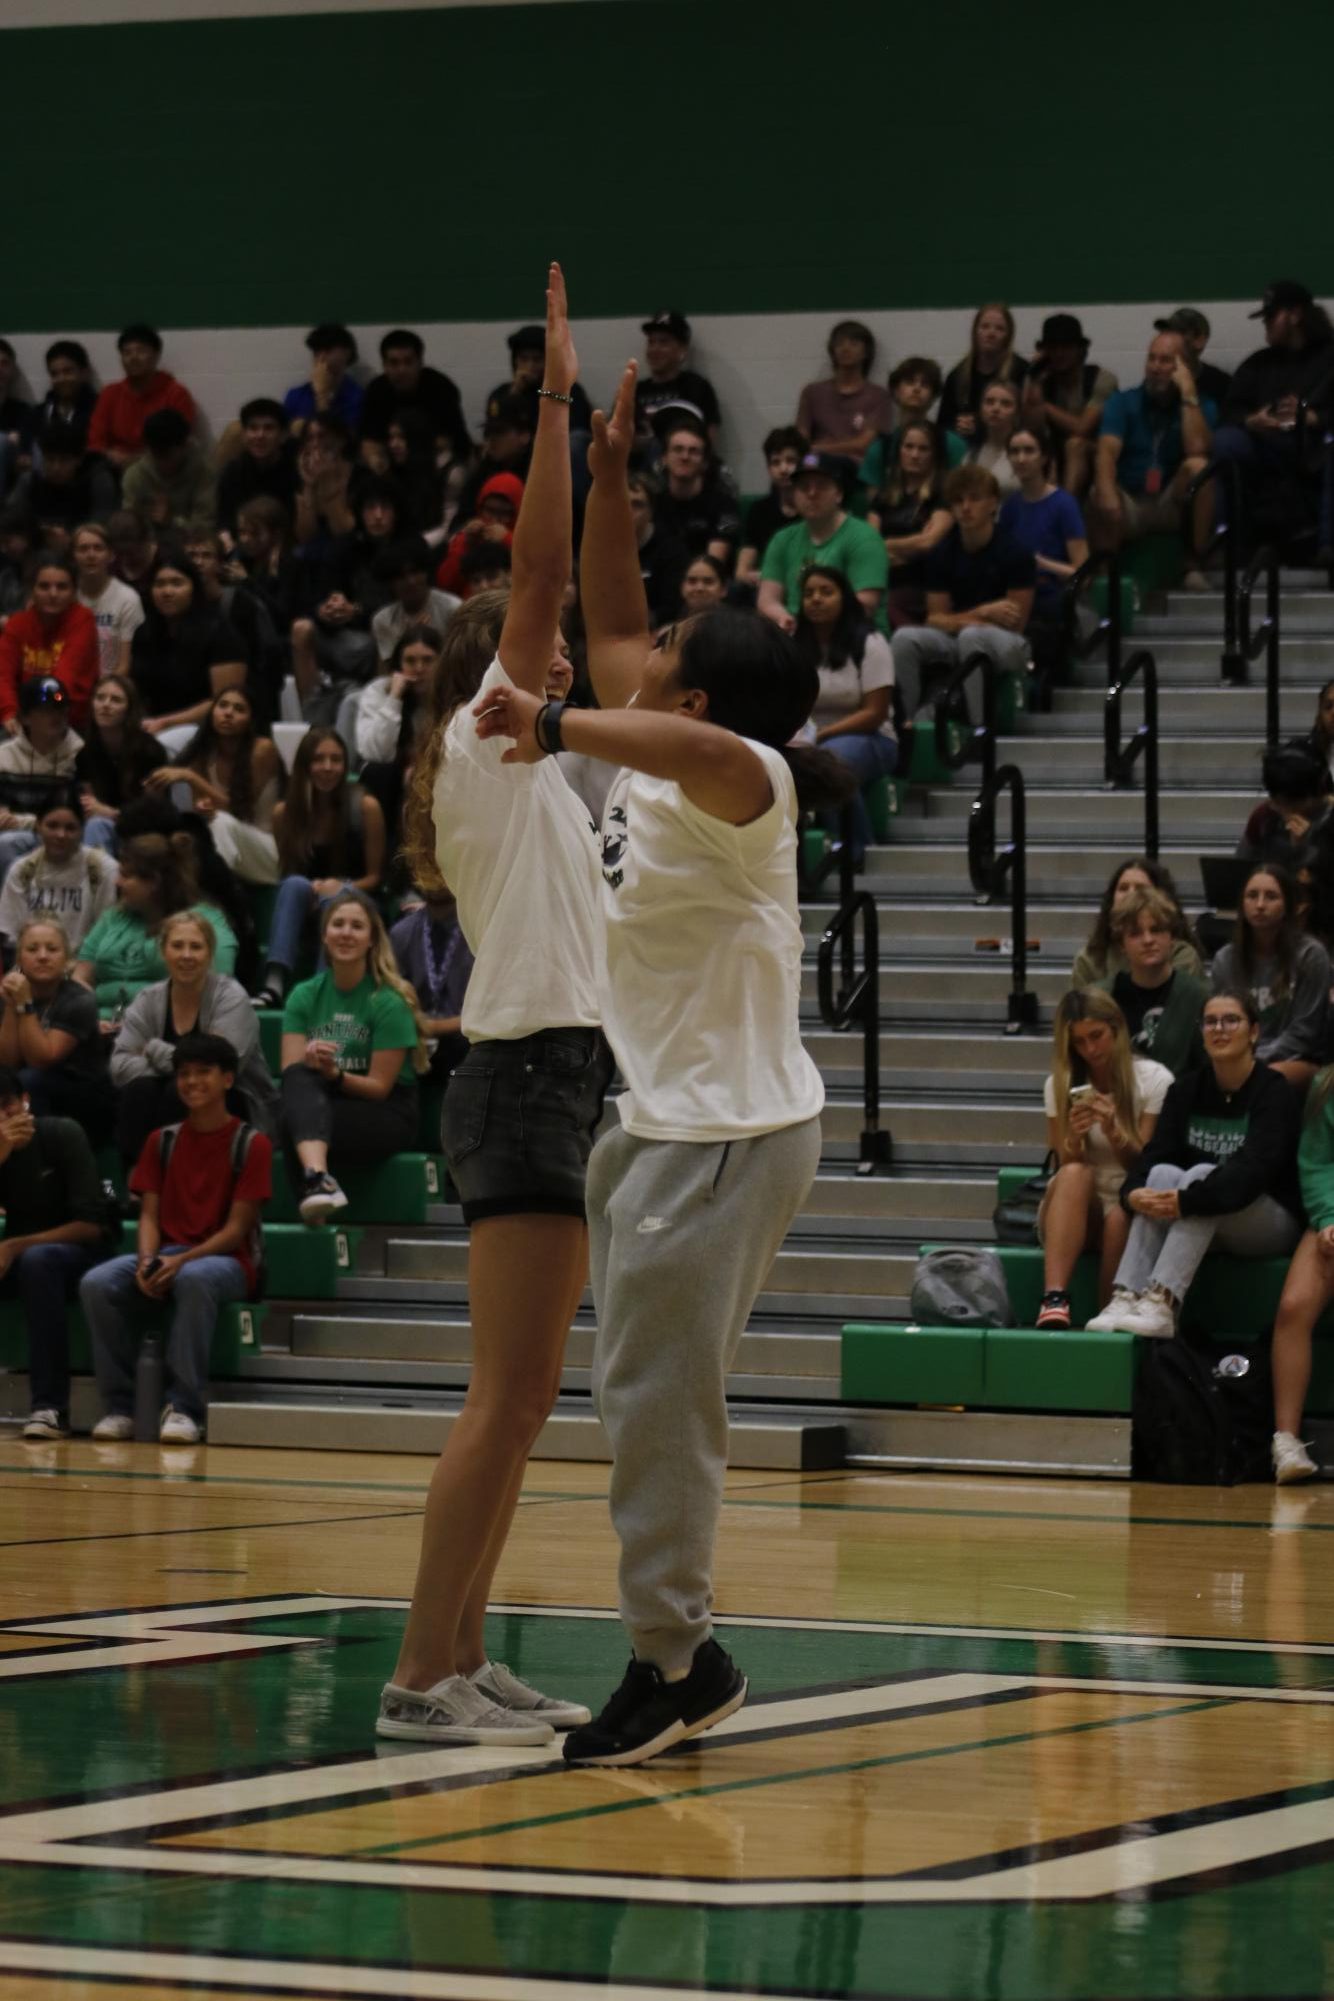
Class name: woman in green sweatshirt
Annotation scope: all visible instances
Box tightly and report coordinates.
[72,829,237,1012]
[1270,1069,1334,1483]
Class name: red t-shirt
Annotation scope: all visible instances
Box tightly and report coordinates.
[131,1117,273,1293]
[0,603,100,724]
[87,371,197,459]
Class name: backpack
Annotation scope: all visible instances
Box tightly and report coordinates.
[910,1247,1013,1327]
[157,1121,266,1299]
[1131,1334,1273,1485]
[992,1150,1057,1246]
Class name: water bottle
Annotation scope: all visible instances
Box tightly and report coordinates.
[134,1331,165,1443]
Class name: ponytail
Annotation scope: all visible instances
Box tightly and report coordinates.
[782,744,859,813]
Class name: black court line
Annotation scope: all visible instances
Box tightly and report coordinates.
[0,1507,423,1550]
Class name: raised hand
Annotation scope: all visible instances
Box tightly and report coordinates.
[543,261,578,396]
[589,362,638,482]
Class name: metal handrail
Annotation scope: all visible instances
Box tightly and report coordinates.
[933,647,997,786]
[1184,458,1245,682]
[817,891,891,1173]
[1061,548,1124,680]
[1104,646,1160,858]
[1238,546,1281,746]
[967,763,1038,1033]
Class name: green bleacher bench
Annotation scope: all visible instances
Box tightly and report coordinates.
[257,1008,284,1076]
[1089,571,1139,631]
[864,775,907,844]
[112,1221,356,1299]
[1116,533,1184,600]
[841,1319,1135,1414]
[266,1151,446,1226]
[0,1298,263,1380]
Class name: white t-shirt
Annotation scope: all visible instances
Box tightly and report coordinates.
[79,577,145,676]
[810,629,896,738]
[432,658,602,1042]
[600,738,824,1142]
[1044,1055,1173,1210]
[0,845,119,953]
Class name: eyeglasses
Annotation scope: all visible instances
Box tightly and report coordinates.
[1203,1015,1247,1033]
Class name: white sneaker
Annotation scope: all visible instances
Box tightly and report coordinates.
[299,1171,348,1226]
[22,1408,68,1440]
[1085,1287,1142,1333]
[1116,1283,1178,1340]
[1273,1431,1318,1484]
[91,1413,135,1440]
[159,1408,201,1444]
[376,1673,556,1745]
[471,1659,592,1731]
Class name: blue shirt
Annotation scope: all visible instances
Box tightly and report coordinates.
[282,375,365,428]
[1099,385,1217,496]
[999,488,1085,602]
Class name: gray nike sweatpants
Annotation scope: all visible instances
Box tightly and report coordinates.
[586,1114,822,1674]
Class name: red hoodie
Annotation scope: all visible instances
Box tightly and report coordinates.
[0,603,99,725]
[436,472,524,596]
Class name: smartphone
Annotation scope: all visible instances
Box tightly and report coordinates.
[140,1257,163,1279]
[1068,1084,1095,1102]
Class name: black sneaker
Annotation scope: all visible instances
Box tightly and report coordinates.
[563,1638,747,1767]
[299,1171,348,1226]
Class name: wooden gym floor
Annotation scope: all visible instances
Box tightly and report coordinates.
[0,1435,1332,2000]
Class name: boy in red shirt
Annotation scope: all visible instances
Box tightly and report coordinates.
[87,324,197,470]
[81,1033,272,1444]
[0,551,98,728]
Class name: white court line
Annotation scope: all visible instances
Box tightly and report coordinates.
[6,1788,1334,1908]
[0,1677,1028,1843]
[0,1940,811,2001]
[0,1595,361,1679]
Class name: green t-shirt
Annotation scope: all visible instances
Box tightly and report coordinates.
[80,901,238,1009]
[283,971,418,1085]
[760,513,890,618]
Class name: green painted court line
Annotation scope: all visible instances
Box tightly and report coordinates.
[358,1695,1232,1858]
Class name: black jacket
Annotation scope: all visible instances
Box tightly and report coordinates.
[1120,1061,1303,1220]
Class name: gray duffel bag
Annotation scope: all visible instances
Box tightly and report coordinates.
[910,1247,1013,1327]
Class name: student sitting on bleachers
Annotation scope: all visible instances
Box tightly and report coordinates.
[1210,862,1330,1090]
[1097,888,1210,1076]
[1236,744,1330,870]
[390,886,473,1079]
[74,522,145,679]
[864,421,952,630]
[1088,988,1303,1341]
[144,685,283,886]
[253,729,386,1008]
[81,1031,273,1446]
[75,675,168,854]
[0,550,99,731]
[965,380,1022,495]
[734,427,806,592]
[1270,1065,1334,1482]
[130,546,247,751]
[0,1063,116,1442]
[111,910,278,1164]
[73,830,238,1010]
[183,530,282,709]
[1295,678,1334,789]
[792,564,897,861]
[0,785,118,957]
[0,916,114,1138]
[1072,856,1202,987]
[370,537,459,667]
[279,890,425,1225]
[0,676,85,880]
[675,555,728,621]
[1036,989,1173,1330]
[355,624,440,847]
[234,497,299,644]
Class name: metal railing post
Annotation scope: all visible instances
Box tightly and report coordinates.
[968,762,1037,1034]
[1239,546,1282,747]
[1104,648,1160,858]
[816,890,891,1174]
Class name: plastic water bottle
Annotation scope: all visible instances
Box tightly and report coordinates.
[134,1332,165,1443]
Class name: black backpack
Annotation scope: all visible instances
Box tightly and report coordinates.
[1131,1334,1273,1485]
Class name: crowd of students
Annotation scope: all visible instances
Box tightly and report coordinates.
[1,289,1331,1494]
[1040,850,1334,1482]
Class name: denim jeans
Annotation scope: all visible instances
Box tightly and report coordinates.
[0,830,38,882]
[83,816,118,855]
[81,1247,247,1424]
[1114,1161,1300,1303]
[264,875,349,976]
[820,731,899,858]
[3,1240,102,1415]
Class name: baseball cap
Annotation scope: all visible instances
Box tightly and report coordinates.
[1249,280,1315,320]
[1038,313,1087,347]
[792,451,856,495]
[18,676,68,715]
[507,323,545,356]
[642,310,691,343]
[1154,307,1211,340]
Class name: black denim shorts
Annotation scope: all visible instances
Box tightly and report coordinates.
[441,1027,614,1225]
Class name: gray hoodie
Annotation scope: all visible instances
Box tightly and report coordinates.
[109,971,279,1136]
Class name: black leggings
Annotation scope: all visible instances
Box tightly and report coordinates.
[280,1063,419,1180]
